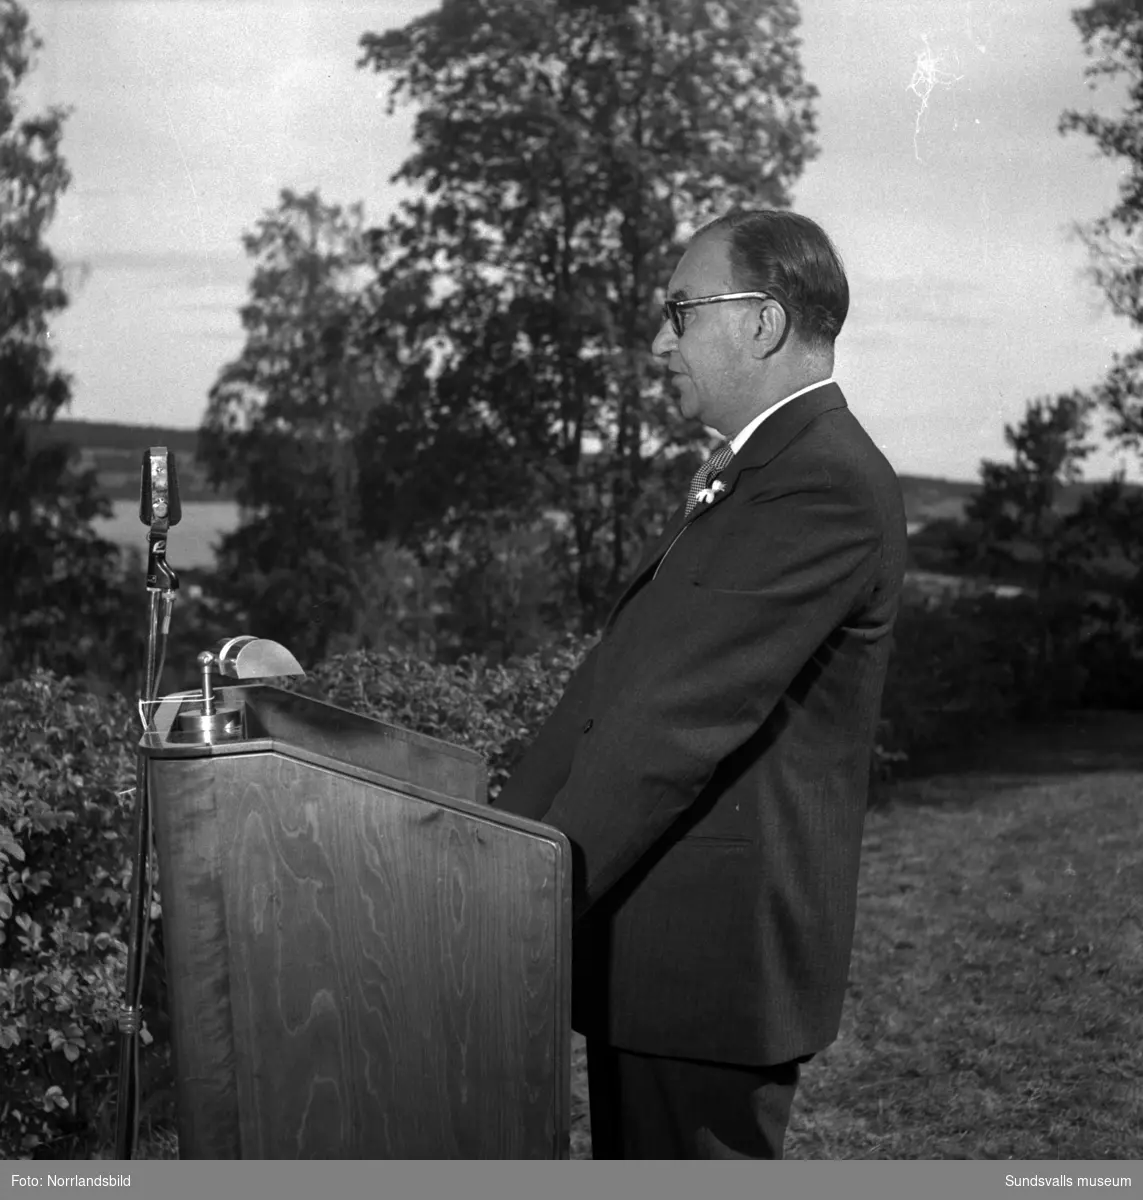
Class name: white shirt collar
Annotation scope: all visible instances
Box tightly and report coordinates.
[729,377,836,455]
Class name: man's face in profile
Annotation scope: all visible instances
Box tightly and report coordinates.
[652,233,754,436]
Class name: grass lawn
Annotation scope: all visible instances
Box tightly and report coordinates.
[785,767,1142,1160]
[573,724,1143,1159]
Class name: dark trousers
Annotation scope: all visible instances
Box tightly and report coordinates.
[586,1041,804,1160]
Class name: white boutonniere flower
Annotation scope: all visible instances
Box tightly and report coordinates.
[696,479,727,506]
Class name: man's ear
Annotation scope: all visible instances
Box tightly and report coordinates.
[750,300,788,361]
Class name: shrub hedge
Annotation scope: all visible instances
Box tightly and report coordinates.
[0,671,168,1158]
[298,634,592,801]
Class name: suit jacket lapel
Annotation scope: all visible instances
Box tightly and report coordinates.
[601,383,849,633]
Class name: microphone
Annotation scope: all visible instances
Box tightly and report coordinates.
[138,447,182,528]
[138,447,180,592]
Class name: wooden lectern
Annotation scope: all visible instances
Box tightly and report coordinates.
[141,685,571,1159]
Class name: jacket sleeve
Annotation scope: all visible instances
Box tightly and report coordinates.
[540,474,883,916]
[491,641,601,821]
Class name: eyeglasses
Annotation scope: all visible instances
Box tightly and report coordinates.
[661,291,776,338]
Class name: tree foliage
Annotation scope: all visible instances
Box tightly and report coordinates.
[960,394,1096,705]
[197,190,401,663]
[0,0,134,686]
[952,390,1143,711]
[200,1,820,663]
[1061,0,1143,448]
[965,392,1094,591]
[1053,2,1143,705]
[357,0,819,629]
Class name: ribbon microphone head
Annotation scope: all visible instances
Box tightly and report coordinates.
[138,447,182,527]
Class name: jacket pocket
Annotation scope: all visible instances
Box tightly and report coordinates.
[677,833,753,848]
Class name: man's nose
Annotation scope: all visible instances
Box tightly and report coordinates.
[651,321,676,357]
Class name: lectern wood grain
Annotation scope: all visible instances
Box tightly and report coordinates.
[148,755,243,1158]
[149,739,569,1159]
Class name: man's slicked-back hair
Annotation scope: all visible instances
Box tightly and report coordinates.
[697,209,849,350]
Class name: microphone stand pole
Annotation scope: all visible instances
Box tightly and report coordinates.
[115,448,180,1160]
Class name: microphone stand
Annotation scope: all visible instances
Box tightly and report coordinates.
[115,448,180,1161]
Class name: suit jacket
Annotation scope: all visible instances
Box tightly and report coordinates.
[494,383,907,1066]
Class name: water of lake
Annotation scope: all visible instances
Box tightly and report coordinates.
[96,499,240,570]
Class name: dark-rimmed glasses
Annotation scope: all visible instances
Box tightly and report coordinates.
[661,291,776,338]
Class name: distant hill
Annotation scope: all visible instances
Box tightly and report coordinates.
[897,472,1143,529]
[897,474,979,526]
[46,419,201,454]
[29,419,228,502]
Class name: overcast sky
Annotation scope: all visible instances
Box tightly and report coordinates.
[21,0,1139,481]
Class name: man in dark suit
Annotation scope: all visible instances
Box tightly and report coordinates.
[494,209,907,1159]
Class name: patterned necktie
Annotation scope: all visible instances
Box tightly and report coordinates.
[684,442,735,517]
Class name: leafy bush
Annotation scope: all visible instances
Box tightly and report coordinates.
[875,591,1023,774]
[0,671,167,1158]
[1072,592,1143,710]
[872,583,1140,781]
[299,634,593,800]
